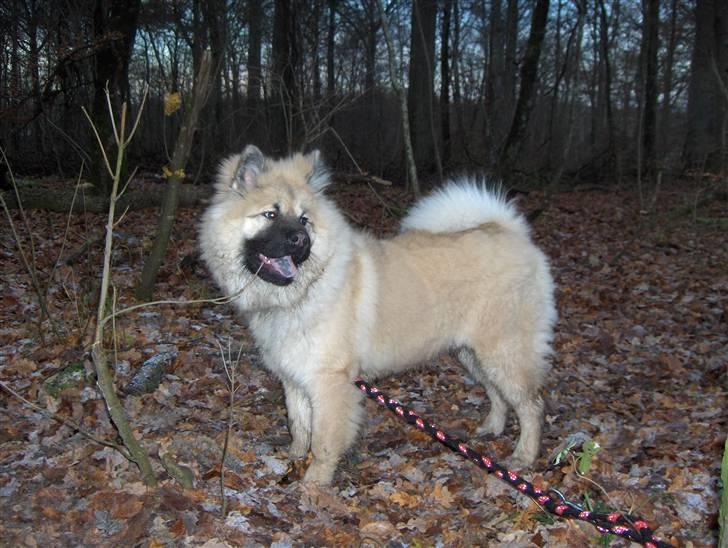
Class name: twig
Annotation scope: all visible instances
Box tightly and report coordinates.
[568,452,614,504]
[0,381,131,460]
[327,127,402,220]
[43,115,93,164]
[81,107,114,180]
[99,263,261,332]
[87,86,157,487]
[0,149,62,340]
[216,337,243,518]
[46,163,84,294]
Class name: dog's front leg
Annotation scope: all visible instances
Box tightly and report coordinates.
[303,371,364,485]
[283,381,312,458]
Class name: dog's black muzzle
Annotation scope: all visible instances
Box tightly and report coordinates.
[244,218,312,286]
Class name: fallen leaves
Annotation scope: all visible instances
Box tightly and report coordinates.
[390,489,420,508]
[0,183,725,546]
[299,482,354,517]
[358,517,398,539]
[430,481,454,508]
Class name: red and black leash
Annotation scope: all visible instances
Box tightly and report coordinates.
[354,377,671,547]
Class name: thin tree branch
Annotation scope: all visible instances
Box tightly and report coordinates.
[0,381,132,460]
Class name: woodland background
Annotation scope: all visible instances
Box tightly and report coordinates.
[0,0,727,546]
[1,0,727,191]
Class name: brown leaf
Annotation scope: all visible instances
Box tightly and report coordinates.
[390,490,420,508]
[299,482,352,516]
[222,470,246,491]
[40,506,63,520]
[430,482,454,509]
[112,495,144,519]
[7,357,37,374]
[359,519,397,539]
[115,511,150,546]
[658,352,685,374]
[159,487,193,512]
[169,517,186,538]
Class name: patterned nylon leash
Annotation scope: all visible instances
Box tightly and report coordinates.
[354,377,671,547]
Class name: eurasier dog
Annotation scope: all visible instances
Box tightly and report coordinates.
[199,145,556,485]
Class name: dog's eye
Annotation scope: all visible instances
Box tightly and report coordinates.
[299,214,309,226]
[263,210,278,220]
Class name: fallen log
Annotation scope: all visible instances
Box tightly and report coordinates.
[1,183,213,213]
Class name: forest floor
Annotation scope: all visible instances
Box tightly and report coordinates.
[0,177,726,547]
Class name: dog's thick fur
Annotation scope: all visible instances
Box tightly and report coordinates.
[199,145,556,485]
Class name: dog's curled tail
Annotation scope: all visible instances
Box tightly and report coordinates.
[400,178,529,237]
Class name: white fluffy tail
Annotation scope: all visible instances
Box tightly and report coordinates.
[400,179,529,236]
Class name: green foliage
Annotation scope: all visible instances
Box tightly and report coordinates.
[583,493,616,547]
[551,434,600,475]
[42,362,86,397]
[582,491,612,514]
[576,439,601,475]
[160,452,194,489]
[533,511,556,526]
[551,439,579,467]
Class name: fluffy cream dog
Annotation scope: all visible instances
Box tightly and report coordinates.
[199,145,556,485]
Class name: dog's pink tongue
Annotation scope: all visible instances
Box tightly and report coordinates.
[261,254,297,278]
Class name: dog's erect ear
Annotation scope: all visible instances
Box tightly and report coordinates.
[233,145,266,191]
[306,149,330,193]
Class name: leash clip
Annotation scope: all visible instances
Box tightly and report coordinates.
[548,488,584,512]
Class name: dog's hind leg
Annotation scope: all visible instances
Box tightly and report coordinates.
[302,371,364,485]
[469,340,546,467]
[457,348,508,436]
[283,381,312,458]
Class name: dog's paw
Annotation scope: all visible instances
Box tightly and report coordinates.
[502,451,536,472]
[476,419,505,437]
[302,461,336,486]
[288,441,310,460]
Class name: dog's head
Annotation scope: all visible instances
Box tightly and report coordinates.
[200,145,345,310]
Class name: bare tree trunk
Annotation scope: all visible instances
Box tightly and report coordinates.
[90,0,142,196]
[549,0,586,189]
[363,0,378,92]
[310,0,323,102]
[546,0,564,170]
[326,0,337,97]
[201,0,227,147]
[377,0,419,195]
[451,0,466,160]
[440,0,452,167]
[271,0,300,154]
[136,51,214,301]
[247,0,263,144]
[230,46,241,135]
[25,1,44,154]
[485,0,504,151]
[497,0,550,176]
[641,0,660,180]
[659,0,678,154]
[503,0,519,115]
[587,11,599,149]
[408,0,438,177]
[684,0,728,170]
[597,0,615,165]
[9,2,22,154]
